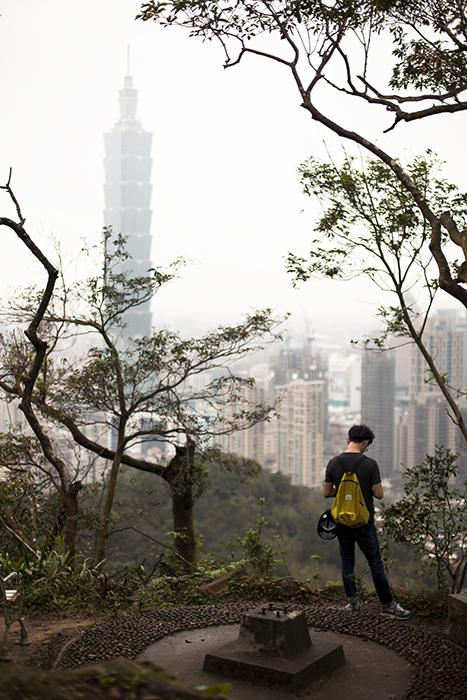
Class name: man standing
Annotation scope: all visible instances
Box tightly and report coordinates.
[324,424,411,619]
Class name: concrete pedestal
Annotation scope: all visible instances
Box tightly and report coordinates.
[203,603,344,692]
[447,592,467,648]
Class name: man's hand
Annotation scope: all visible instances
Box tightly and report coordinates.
[323,482,336,498]
[372,483,384,499]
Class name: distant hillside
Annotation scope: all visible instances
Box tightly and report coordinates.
[82,463,340,581]
[81,461,421,588]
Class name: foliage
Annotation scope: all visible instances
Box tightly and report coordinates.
[138,1,467,119]
[236,498,283,578]
[382,448,467,593]
[11,231,283,448]
[138,562,242,608]
[0,536,174,613]
[0,539,98,612]
[0,226,284,567]
[288,153,467,291]
[396,587,448,621]
[287,152,467,441]
[92,463,343,581]
[287,153,467,360]
[0,468,56,560]
[0,534,246,613]
[0,463,441,613]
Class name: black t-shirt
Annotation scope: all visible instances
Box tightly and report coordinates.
[325,452,381,518]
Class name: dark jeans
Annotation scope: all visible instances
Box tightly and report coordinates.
[337,521,393,606]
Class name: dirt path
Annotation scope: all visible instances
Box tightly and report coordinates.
[0,613,101,667]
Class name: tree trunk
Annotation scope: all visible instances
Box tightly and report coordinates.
[46,480,82,562]
[163,439,197,572]
[62,481,82,561]
[94,451,123,566]
[170,483,196,571]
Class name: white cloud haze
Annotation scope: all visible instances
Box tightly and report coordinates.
[0,1,465,343]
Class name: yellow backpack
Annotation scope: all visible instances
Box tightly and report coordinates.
[330,470,370,528]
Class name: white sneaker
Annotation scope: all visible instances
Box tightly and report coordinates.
[382,601,411,620]
[344,598,362,612]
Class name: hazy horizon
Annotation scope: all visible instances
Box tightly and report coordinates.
[0,1,464,345]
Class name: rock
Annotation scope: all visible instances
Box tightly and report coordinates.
[0,658,225,700]
[275,577,303,593]
[197,566,246,597]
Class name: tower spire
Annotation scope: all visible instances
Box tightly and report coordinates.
[120,46,136,119]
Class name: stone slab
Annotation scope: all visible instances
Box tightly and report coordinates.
[447,592,467,648]
[204,637,344,691]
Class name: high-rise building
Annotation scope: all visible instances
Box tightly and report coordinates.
[103,62,153,337]
[325,350,361,462]
[401,310,466,469]
[409,311,464,402]
[276,379,325,488]
[216,383,266,465]
[216,373,325,488]
[361,348,395,478]
[270,341,321,386]
[328,352,361,412]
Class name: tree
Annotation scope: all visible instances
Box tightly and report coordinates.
[1,230,283,569]
[0,463,43,560]
[287,152,467,443]
[0,430,96,559]
[0,174,86,559]
[102,448,261,569]
[137,1,467,308]
[382,447,467,593]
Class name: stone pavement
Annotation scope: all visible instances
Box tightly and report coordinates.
[55,602,467,699]
[138,623,412,700]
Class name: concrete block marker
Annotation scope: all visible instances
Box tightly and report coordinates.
[203,602,344,692]
[447,592,467,648]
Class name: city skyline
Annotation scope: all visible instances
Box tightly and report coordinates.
[218,306,467,489]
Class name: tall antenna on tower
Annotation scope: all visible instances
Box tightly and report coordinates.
[126,44,131,76]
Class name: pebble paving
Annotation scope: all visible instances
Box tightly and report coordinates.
[55,602,467,700]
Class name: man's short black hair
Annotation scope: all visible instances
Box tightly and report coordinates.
[348,424,375,445]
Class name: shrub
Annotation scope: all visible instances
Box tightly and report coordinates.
[382,448,467,593]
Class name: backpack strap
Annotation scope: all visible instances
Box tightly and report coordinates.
[338,453,365,475]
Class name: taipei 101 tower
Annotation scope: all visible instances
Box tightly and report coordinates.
[103,52,153,337]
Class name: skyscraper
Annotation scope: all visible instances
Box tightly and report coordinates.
[361,348,396,478]
[216,383,266,465]
[276,378,325,488]
[402,310,466,469]
[103,59,153,337]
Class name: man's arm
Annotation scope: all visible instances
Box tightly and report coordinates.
[370,459,383,499]
[323,482,336,498]
[372,483,384,499]
[323,458,336,498]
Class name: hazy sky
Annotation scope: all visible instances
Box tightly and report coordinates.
[0,1,465,344]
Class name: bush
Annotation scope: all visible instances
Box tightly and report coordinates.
[0,541,247,613]
[382,448,467,593]
[235,498,285,578]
